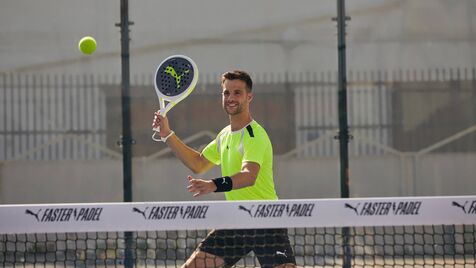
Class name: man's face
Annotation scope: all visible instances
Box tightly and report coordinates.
[221,79,252,116]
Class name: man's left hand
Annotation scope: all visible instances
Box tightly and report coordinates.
[186,175,217,197]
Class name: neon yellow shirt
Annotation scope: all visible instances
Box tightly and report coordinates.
[202,120,278,200]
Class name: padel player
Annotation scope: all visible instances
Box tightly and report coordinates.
[152,70,296,268]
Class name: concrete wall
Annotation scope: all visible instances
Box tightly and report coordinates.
[1,153,475,204]
[1,1,475,75]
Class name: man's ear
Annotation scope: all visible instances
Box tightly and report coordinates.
[247,92,253,102]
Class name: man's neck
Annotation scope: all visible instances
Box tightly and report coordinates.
[229,113,253,131]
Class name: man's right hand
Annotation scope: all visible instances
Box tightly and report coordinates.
[152,110,173,138]
[152,111,215,174]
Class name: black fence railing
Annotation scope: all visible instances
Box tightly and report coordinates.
[1,69,475,161]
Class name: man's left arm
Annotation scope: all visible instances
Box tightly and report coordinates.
[187,161,259,197]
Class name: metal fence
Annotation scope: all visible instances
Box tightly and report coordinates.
[292,69,476,158]
[1,69,475,161]
[0,74,112,160]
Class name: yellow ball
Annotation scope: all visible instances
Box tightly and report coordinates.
[78,36,97,55]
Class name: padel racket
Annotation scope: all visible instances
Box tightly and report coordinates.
[152,55,198,141]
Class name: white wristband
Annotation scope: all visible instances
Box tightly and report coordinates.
[161,130,175,142]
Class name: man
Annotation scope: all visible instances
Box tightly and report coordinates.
[152,70,296,268]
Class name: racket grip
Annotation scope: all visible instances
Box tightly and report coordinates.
[152,107,169,142]
[152,108,165,142]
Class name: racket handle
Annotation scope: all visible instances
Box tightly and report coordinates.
[152,107,166,142]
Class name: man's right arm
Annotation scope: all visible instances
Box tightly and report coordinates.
[165,133,215,174]
[153,111,214,174]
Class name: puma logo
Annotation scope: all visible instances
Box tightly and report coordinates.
[132,207,148,219]
[452,201,468,213]
[344,203,360,215]
[25,209,41,222]
[276,250,287,257]
[164,66,190,89]
[238,205,253,217]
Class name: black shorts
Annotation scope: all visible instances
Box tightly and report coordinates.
[198,228,296,268]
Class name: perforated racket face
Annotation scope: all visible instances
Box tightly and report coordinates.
[155,56,196,97]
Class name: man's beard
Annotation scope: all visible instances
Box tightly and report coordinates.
[224,103,243,116]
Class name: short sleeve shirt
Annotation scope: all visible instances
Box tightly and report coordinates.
[201,120,278,200]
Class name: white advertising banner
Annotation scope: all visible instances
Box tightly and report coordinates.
[1,196,475,234]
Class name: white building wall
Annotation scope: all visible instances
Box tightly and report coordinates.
[0,1,475,76]
[1,154,475,204]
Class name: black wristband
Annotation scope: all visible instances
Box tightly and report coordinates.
[212,176,233,192]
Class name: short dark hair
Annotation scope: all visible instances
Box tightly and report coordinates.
[221,70,253,92]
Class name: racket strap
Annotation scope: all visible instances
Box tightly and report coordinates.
[160,130,175,142]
